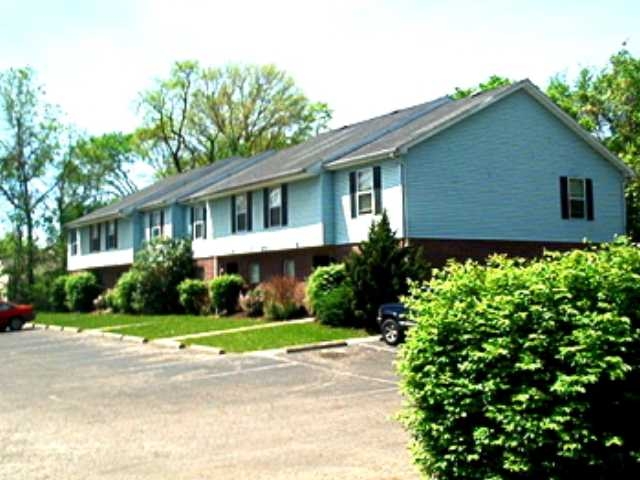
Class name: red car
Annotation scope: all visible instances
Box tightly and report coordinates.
[0,301,35,331]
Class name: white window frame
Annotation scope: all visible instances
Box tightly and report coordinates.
[193,205,206,240]
[249,262,261,284]
[283,259,295,278]
[356,168,374,216]
[150,211,163,239]
[268,186,282,228]
[235,195,248,232]
[69,229,78,256]
[106,221,117,250]
[568,177,586,219]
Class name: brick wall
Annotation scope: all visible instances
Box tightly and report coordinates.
[408,238,583,267]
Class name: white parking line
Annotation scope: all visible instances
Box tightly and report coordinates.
[279,356,397,386]
[176,361,297,382]
[356,342,398,354]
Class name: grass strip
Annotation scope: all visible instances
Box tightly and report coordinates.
[185,322,368,353]
[110,316,264,340]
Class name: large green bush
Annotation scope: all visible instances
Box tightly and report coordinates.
[314,283,355,326]
[209,274,244,314]
[130,238,194,314]
[65,272,100,312]
[178,278,210,315]
[110,270,140,313]
[398,239,640,479]
[346,211,429,329]
[49,275,69,311]
[305,263,346,314]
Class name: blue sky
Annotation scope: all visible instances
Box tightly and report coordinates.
[0,0,638,236]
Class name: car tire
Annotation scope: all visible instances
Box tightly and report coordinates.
[9,317,24,331]
[381,318,404,346]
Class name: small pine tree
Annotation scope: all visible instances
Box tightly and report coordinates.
[345,211,430,329]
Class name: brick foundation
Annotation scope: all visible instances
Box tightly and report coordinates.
[408,238,583,267]
[91,265,131,289]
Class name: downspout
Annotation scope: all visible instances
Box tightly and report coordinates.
[399,151,409,247]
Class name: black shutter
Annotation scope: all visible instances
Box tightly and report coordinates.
[160,209,165,236]
[114,220,118,248]
[247,192,253,231]
[282,184,288,226]
[586,178,594,221]
[373,166,382,214]
[263,188,269,229]
[202,206,207,238]
[190,206,195,238]
[148,212,152,239]
[349,171,357,218]
[98,223,102,251]
[560,176,569,219]
[231,196,236,233]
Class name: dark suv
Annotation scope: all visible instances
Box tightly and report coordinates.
[376,303,415,346]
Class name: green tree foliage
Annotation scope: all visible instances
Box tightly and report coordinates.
[345,211,430,329]
[398,239,640,479]
[452,75,513,99]
[137,61,332,175]
[209,274,244,315]
[313,284,355,327]
[177,278,210,315]
[546,49,640,238]
[0,67,62,296]
[64,272,100,312]
[110,270,141,313]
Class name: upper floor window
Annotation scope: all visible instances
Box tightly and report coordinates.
[560,176,594,221]
[69,229,78,256]
[106,220,118,250]
[349,166,382,218]
[150,210,164,239]
[263,184,288,229]
[192,205,207,240]
[232,193,252,233]
[89,224,101,252]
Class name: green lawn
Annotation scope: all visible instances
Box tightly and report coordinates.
[110,316,265,340]
[185,322,368,353]
[37,312,156,330]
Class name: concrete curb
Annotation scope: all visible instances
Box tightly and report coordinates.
[121,335,148,344]
[187,344,225,355]
[285,340,348,354]
[102,332,124,341]
[62,326,83,334]
[47,324,65,332]
[150,338,186,350]
[345,335,382,345]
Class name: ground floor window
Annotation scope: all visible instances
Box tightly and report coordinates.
[249,262,261,284]
[283,259,295,278]
[225,262,239,275]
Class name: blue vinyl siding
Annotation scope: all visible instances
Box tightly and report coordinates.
[210,177,323,238]
[333,159,404,244]
[405,90,626,243]
[321,172,335,244]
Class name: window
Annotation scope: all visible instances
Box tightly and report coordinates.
[283,259,295,278]
[269,187,282,227]
[150,210,163,239]
[0,302,11,312]
[568,178,586,219]
[106,220,118,250]
[69,229,78,256]
[89,224,101,252]
[225,262,239,275]
[193,205,206,240]
[357,169,374,215]
[235,194,248,232]
[249,262,261,284]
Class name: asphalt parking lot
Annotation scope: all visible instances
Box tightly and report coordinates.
[1,328,419,480]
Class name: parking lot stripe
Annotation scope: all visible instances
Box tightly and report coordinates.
[176,361,297,382]
[356,342,398,354]
[279,356,397,386]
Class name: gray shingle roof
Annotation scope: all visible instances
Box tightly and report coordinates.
[67,155,251,227]
[184,95,452,199]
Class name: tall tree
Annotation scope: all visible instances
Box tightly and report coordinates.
[451,75,513,99]
[137,62,331,175]
[0,68,61,294]
[195,64,331,161]
[546,49,640,237]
